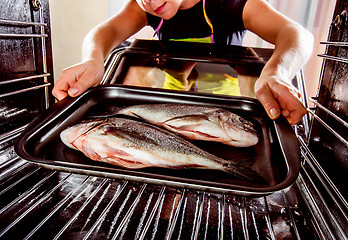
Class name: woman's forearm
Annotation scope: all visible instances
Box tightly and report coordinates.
[260,23,314,83]
[81,23,120,62]
[81,0,147,62]
[254,23,313,124]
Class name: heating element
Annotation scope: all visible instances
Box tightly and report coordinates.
[1,0,347,239]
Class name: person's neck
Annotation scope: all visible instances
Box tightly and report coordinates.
[179,0,201,10]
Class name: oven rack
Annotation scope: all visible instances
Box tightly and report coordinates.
[297,136,348,239]
[301,101,348,208]
[0,153,323,239]
[0,2,50,109]
[293,15,348,239]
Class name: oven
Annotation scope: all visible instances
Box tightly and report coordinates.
[0,0,347,239]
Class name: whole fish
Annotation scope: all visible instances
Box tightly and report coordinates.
[60,117,259,181]
[117,104,258,147]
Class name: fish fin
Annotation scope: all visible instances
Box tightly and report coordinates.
[123,112,147,121]
[163,123,221,140]
[162,116,224,141]
[163,115,208,126]
[80,140,102,161]
[222,158,266,183]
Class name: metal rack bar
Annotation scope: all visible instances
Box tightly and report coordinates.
[38,5,50,109]
[309,97,348,128]
[79,179,115,232]
[0,83,51,98]
[317,54,348,63]
[132,186,155,239]
[0,170,56,216]
[0,4,51,108]
[295,70,311,137]
[0,125,27,144]
[314,23,333,101]
[263,195,277,240]
[0,18,46,27]
[0,154,20,170]
[241,198,249,239]
[320,41,348,47]
[166,189,186,240]
[0,73,50,85]
[219,195,225,239]
[193,192,205,240]
[280,190,301,240]
[0,166,41,201]
[0,33,48,38]
[298,136,348,211]
[0,157,29,183]
[177,193,189,239]
[306,108,348,147]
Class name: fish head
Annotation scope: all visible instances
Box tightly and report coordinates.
[60,119,105,150]
[218,111,259,147]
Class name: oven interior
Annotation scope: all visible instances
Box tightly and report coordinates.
[0,0,347,239]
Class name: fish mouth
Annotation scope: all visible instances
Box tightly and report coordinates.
[154,3,166,15]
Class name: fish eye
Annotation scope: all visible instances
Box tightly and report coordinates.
[239,117,246,123]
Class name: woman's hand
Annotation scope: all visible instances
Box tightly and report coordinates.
[52,0,147,101]
[254,73,306,125]
[52,59,105,101]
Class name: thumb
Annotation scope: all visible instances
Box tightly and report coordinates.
[67,73,101,98]
[67,81,87,97]
[256,88,281,120]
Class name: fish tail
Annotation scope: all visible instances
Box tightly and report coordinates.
[222,158,265,183]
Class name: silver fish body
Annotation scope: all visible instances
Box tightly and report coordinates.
[60,117,258,180]
[118,104,259,147]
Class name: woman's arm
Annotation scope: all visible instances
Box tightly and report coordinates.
[242,0,314,125]
[52,0,147,100]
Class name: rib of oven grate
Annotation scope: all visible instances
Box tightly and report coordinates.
[0,131,346,240]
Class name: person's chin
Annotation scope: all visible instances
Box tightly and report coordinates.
[161,10,178,20]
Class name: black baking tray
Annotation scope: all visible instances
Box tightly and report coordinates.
[15,85,301,196]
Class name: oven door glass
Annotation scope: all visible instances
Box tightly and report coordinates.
[110,55,261,99]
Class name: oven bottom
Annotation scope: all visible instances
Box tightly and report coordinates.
[0,145,338,240]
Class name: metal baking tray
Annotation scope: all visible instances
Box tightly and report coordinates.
[15,85,301,196]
